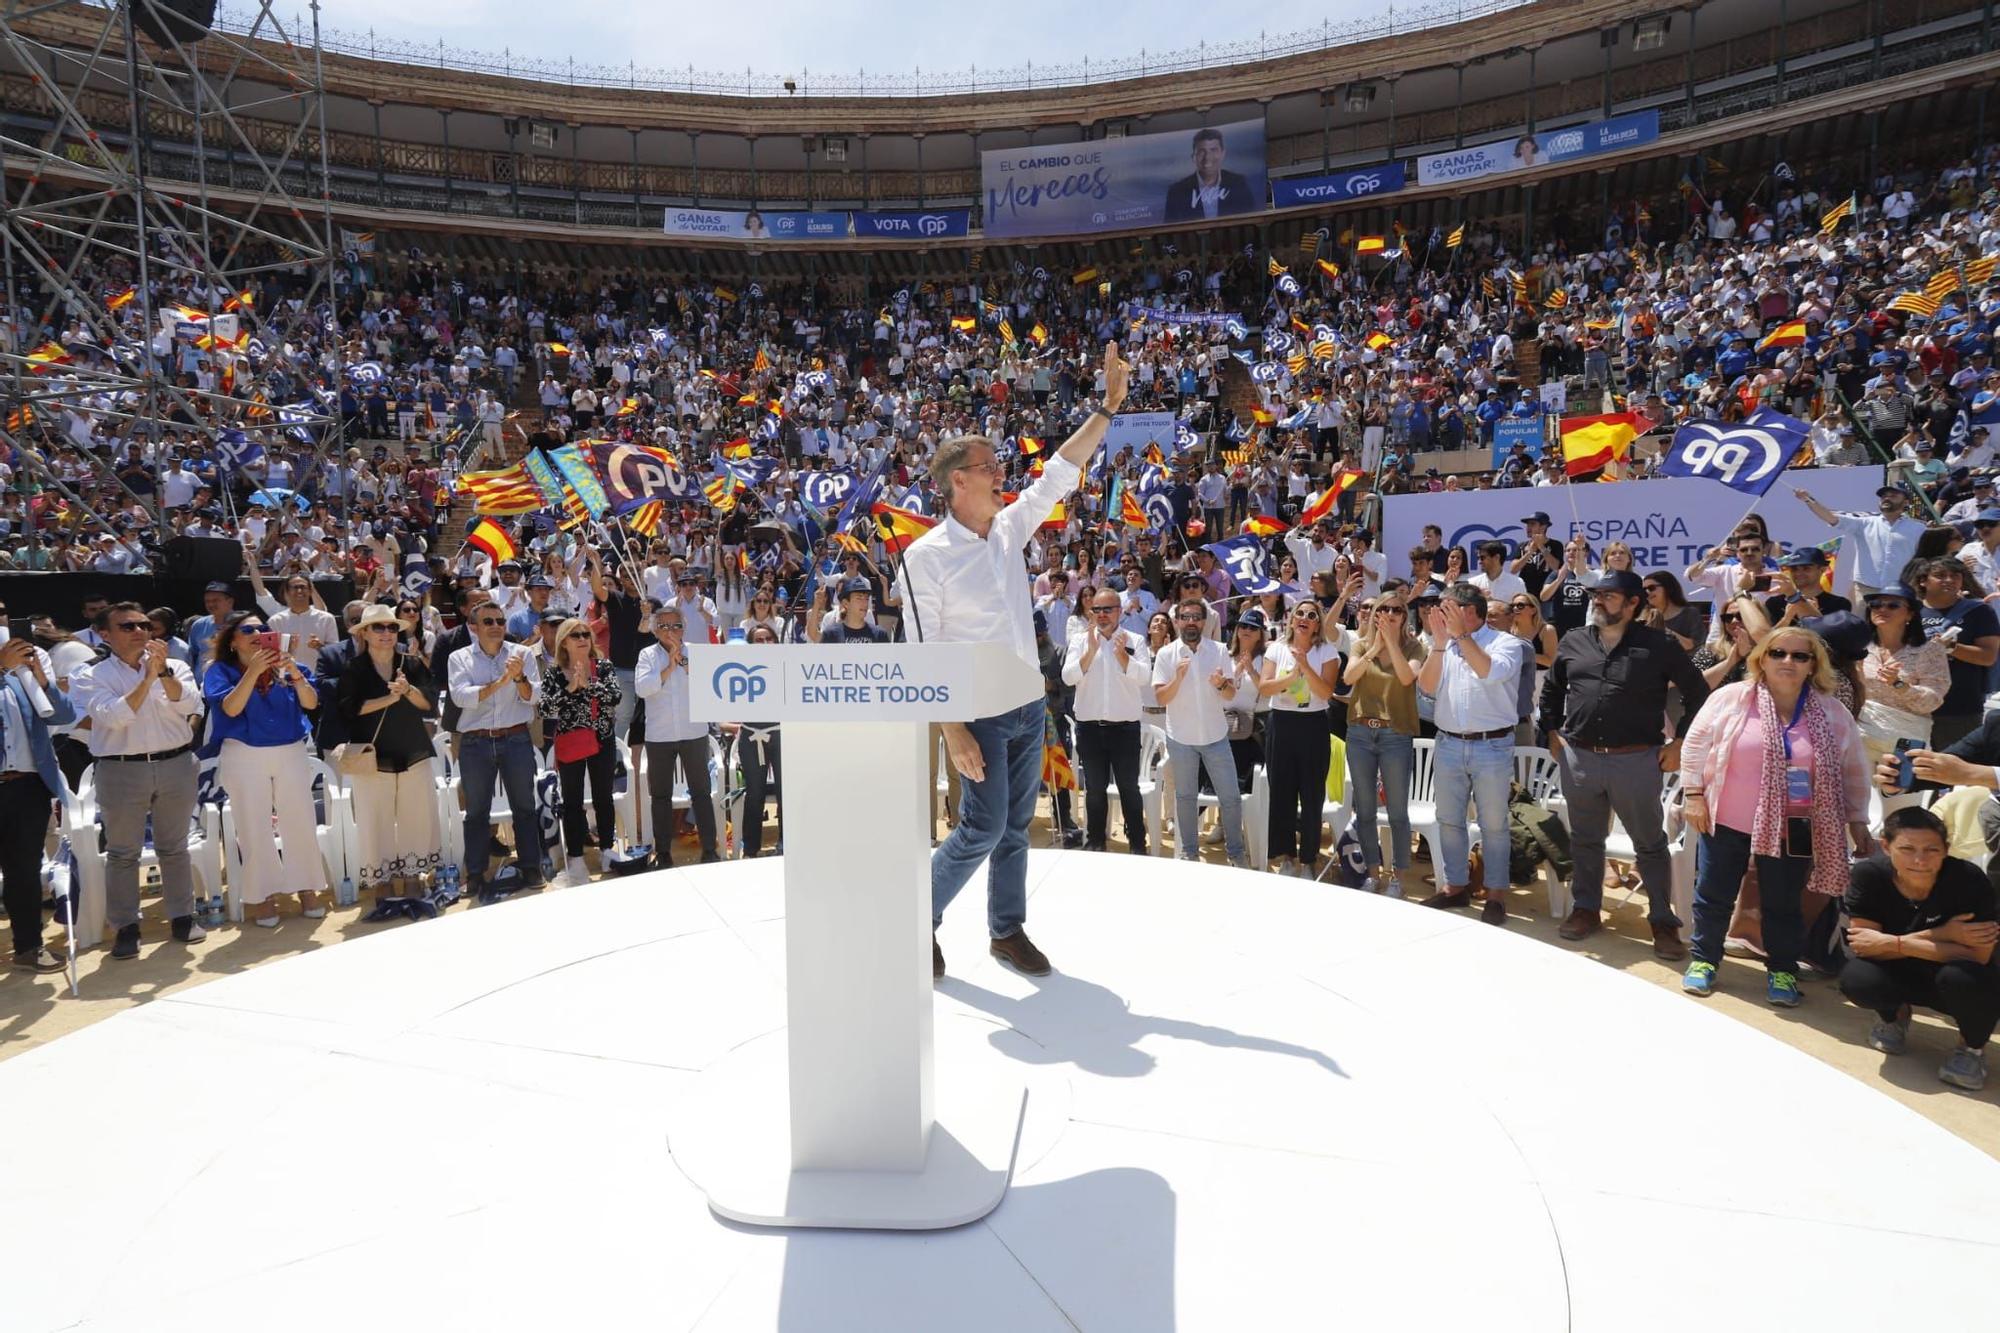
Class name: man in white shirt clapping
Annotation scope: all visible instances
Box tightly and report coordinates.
[1151,600,1247,866]
[1062,591,1153,855]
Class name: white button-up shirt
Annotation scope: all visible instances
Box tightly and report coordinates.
[1284,530,1339,581]
[71,654,204,756]
[1832,511,1928,589]
[1151,637,1233,746]
[1433,626,1528,734]
[448,640,541,732]
[896,453,1080,710]
[257,592,339,667]
[1062,626,1152,723]
[634,640,707,743]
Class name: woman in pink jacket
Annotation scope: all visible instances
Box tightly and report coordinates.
[1679,625,1874,1007]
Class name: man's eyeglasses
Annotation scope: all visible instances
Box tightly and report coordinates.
[1092,605,1120,614]
[956,459,1002,476]
[110,620,152,632]
[656,621,684,631]
[472,617,507,627]
[1764,648,1814,663]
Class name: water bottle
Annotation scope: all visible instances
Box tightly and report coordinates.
[203,892,226,928]
[440,864,459,897]
[336,875,356,908]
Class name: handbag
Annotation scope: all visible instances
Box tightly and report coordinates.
[554,694,601,764]
[332,654,400,776]
[1225,707,1256,742]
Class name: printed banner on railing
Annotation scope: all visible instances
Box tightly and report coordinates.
[982,119,1267,238]
[850,209,971,239]
[1381,463,1883,601]
[1414,110,1660,188]
[660,209,850,240]
[1270,162,1406,209]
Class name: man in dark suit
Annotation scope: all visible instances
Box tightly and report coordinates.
[311,601,368,750]
[1161,128,1256,223]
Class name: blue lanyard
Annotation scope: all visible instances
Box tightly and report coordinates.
[1778,688,1807,765]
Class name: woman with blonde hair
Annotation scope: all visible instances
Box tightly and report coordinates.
[1678,626,1873,1006]
[1342,592,1423,894]
[539,615,622,884]
[338,604,441,896]
[1259,598,1341,878]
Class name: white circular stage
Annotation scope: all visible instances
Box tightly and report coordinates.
[7,852,1998,1332]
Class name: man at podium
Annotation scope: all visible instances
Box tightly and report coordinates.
[899,341,1132,980]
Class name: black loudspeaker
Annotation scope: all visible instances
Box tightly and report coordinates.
[160,536,242,583]
[128,0,217,47]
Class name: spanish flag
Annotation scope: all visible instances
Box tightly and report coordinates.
[24,341,71,371]
[107,286,136,310]
[1355,236,1386,255]
[466,517,517,566]
[950,315,977,333]
[1019,435,1044,456]
[1250,406,1275,426]
[721,436,753,460]
[1316,258,1341,280]
[1298,468,1365,526]
[1029,322,1049,347]
[713,285,738,304]
[872,501,937,554]
[1757,320,1808,351]
[1446,224,1465,249]
[1242,514,1289,536]
[1364,331,1392,352]
[1071,268,1098,286]
[1040,502,1068,533]
[546,341,571,357]
[222,288,254,312]
[1559,412,1640,477]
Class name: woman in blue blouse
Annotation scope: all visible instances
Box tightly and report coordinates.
[203,611,329,927]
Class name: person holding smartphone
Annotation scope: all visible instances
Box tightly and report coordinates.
[202,611,329,928]
[1677,627,1873,1007]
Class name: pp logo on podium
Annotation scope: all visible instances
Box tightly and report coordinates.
[712,662,769,706]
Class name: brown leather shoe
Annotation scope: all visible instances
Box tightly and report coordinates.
[990,930,1052,977]
[1558,907,1602,941]
[1420,886,1473,910]
[1481,896,1508,926]
[933,934,945,982]
[1651,923,1689,961]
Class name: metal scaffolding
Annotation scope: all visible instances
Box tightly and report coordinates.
[0,0,341,542]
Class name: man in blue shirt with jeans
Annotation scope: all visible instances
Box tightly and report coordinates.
[1417,582,1530,926]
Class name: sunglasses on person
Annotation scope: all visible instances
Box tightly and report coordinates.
[564,630,593,642]
[1375,606,1406,617]
[1720,613,1743,625]
[110,619,153,632]
[1092,604,1120,614]
[1294,609,1321,622]
[1510,600,1538,611]
[472,616,507,627]
[1764,647,1814,663]
[1642,583,1662,593]
[364,623,398,634]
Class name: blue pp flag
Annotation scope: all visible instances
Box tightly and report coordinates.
[1203,535,1288,596]
[1657,409,1808,498]
[214,428,263,474]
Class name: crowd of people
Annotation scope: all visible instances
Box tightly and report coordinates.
[4,137,2000,1098]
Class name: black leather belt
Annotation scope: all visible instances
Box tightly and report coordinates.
[463,724,528,738]
[1436,727,1514,742]
[100,743,193,763]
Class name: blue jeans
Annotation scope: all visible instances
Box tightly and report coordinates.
[1434,733,1512,892]
[612,667,637,745]
[1347,726,1415,871]
[458,729,544,885]
[932,701,1044,939]
[1692,823,1805,974]
[1166,737,1243,863]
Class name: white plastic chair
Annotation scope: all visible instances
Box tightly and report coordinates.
[61,759,223,948]
[1138,740,1267,865]
[1546,771,1696,922]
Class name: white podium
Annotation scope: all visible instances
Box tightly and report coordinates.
[668,641,1045,1229]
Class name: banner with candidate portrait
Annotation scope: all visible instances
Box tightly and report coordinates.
[1270,161,1406,209]
[1381,464,1883,603]
[982,119,1267,238]
[850,210,970,239]
[660,208,850,240]
[1414,110,1659,188]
